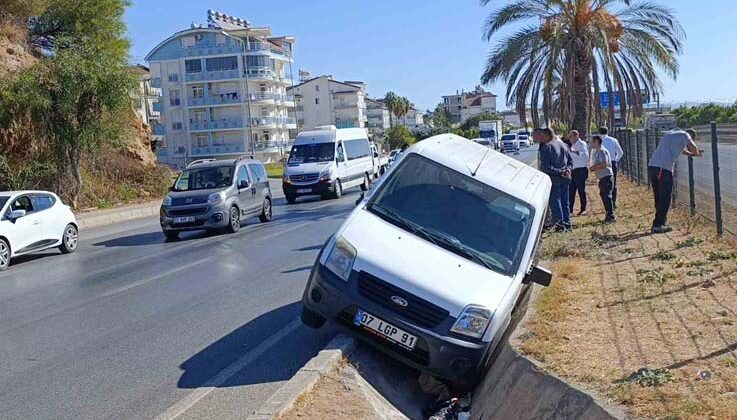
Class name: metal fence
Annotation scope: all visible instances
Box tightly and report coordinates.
[614,123,737,237]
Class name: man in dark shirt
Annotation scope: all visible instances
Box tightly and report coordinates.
[534,127,573,231]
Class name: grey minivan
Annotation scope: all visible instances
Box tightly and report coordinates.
[159,157,272,240]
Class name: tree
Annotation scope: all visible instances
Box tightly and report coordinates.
[481,0,684,136]
[386,125,415,149]
[431,104,450,128]
[395,96,411,124]
[460,112,500,131]
[383,91,400,127]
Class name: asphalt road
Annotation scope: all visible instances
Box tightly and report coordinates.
[0,144,539,420]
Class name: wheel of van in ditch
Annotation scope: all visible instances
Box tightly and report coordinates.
[360,174,370,191]
[226,205,240,234]
[332,179,343,199]
[59,224,78,254]
[259,198,272,223]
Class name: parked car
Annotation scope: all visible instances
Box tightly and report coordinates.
[517,134,531,147]
[388,149,401,166]
[283,126,374,204]
[501,134,520,153]
[0,191,78,271]
[159,156,272,240]
[300,134,553,385]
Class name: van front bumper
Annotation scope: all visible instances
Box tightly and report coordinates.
[159,204,230,231]
[283,180,336,197]
[302,263,490,383]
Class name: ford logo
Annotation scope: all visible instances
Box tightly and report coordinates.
[390,296,408,307]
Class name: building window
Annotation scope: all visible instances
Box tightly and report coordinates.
[181,36,195,48]
[315,98,319,105]
[262,131,270,141]
[172,122,183,130]
[246,55,272,69]
[205,56,238,72]
[185,59,202,74]
[169,89,180,106]
[191,86,204,99]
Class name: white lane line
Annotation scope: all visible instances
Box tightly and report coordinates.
[153,317,302,420]
[257,222,309,242]
[100,257,212,298]
[306,201,340,211]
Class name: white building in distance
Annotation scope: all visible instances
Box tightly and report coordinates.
[288,76,368,133]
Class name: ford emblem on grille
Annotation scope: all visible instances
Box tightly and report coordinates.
[391,295,408,307]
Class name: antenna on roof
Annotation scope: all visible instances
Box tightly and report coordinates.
[470,148,491,177]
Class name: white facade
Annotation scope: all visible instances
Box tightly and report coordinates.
[365,98,390,140]
[146,11,296,167]
[442,90,497,124]
[289,76,368,133]
[397,107,425,132]
[129,65,163,146]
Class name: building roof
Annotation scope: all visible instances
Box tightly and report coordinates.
[287,76,363,91]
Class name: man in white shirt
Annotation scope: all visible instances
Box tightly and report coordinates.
[566,130,590,215]
[598,127,624,208]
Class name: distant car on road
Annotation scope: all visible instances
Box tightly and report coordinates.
[0,191,78,271]
[300,134,553,386]
[501,134,520,153]
[159,157,272,240]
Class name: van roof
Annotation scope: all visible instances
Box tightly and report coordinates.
[294,127,368,145]
[406,134,550,207]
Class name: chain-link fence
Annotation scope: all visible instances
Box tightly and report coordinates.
[614,123,737,237]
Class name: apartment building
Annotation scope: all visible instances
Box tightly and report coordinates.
[288,76,367,132]
[128,65,164,149]
[365,97,390,139]
[145,10,296,167]
[442,89,497,124]
[397,106,425,132]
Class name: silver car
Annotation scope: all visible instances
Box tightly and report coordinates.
[159,157,272,240]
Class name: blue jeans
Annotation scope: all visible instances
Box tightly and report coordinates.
[549,176,572,226]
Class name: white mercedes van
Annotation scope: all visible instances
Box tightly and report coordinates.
[300,134,553,385]
[283,126,375,204]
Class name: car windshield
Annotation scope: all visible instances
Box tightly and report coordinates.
[173,166,234,191]
[288,143,335,164]
[501,135,516,141]
[367,154,533,276]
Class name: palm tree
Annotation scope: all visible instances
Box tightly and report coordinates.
[481,0,684,135]
[383,91,400,127]
[395,97,411,124]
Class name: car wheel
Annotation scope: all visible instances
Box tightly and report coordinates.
[59,224,78,254]
[285,194,297,205]
[301,306,326,329]
[163,230,179,241]
[226,205,240,233]
[360,174,370,191]
[0,238,10,271]
[332,179,343,199]
[259,198,272,223]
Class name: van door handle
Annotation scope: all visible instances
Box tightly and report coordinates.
[33,220,40,225]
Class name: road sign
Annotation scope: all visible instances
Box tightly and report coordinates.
[600,91,650,108]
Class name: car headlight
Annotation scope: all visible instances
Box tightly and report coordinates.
[283,173,291,184]
[451,305,492,339]
[208,192,226,203]
[163,195,172,206]
[324,236,357,282]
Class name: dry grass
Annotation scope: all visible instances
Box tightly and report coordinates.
[518,177,737,420]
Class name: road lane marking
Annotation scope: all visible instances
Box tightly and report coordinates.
[153,317,302,420]
[257,222,310,241]
[306,201,341,211]
[100,257,213,298]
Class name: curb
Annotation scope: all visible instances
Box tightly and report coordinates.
[75,201,161,230]
[248,334,356,420]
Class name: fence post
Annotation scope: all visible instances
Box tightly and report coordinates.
[635,130,641,185]
[645,130,652,185]
[627,131,634,181]
[688,156,696,216]
[711,122,723,236]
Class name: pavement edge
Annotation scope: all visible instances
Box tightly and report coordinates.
[247,333,356,420]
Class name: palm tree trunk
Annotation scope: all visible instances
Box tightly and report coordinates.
[571,51,592,137]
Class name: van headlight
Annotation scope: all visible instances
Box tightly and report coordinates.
[320,166,335,181]
[163,195,172,206]
[208,192,226,203]
[283,173,291,184]
[451,305,492,339]
[324,237,357,282]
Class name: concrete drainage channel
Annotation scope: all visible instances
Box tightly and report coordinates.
[251,302,626,419]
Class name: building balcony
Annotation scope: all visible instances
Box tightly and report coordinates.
[185,69,240,82]
[190,143,246,156]
[189,119,244,131]
[155,148,168,159]
[182,43,242,57]
[250,116,297,128]
[147,86,163,97]
[188,94,242,107]
[149,110,161,119]
[366,109,385,117]
[151,77,162,88]
[254,139,294,153]
[152,102,163,113]
[334,102,358,109]
[152,124,166,135]
[367,121,387,129]
[168,74,180,83]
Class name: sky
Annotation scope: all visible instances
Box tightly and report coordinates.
[125,0,737,112]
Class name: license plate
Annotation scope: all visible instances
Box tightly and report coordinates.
[297,188,312,193]
[174,216,195,224]
[354,309,417,350]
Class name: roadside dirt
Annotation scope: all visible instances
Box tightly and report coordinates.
[521,177,737,419]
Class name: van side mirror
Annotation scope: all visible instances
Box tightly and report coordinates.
[8,209,26,220]
[523,265,552,287]
[238,180,249,189]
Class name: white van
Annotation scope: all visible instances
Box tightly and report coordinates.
[300,134,553,385]
[283,126,375,204]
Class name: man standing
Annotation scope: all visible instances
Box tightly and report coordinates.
[647,128,702,233]
[599,127,624,208]
[535,127,573,231]
[567,130,590,215]
[589,136,615,223]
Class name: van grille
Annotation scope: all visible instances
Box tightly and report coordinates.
[171,196,208,206]
[289,173,320,183]
[357,271,449,328]
[168,207,208,216]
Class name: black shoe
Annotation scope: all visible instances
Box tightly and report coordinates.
[564,222,574,231]
[651,225,673,234]
[604,217,616,224]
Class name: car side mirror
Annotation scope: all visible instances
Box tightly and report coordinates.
[523,265,552,287]
[355,193,364,206]
[8,209,26,220]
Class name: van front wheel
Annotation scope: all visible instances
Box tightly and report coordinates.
[332,179,343,199]
[360,174,370,191]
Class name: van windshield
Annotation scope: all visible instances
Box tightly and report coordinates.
[173,166,234,191]
[367,154,533,276]
[501,135,517,141]
[288,143,335,164]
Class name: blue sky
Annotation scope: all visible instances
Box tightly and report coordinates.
[125,0,737,111]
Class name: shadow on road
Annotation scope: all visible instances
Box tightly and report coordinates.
[6,251,61,268]
[92,230,212,247]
